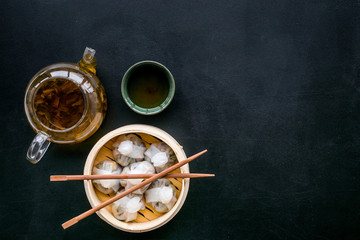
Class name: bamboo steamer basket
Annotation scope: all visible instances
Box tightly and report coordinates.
[83,124,189,232]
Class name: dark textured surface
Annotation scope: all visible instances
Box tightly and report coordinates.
[1,0,360,239]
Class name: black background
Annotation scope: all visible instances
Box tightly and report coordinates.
[1,0,360,239]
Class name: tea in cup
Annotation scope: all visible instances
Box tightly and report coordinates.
[121,61,175,115]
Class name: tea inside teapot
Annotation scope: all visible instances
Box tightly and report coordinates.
[34,78,85,130]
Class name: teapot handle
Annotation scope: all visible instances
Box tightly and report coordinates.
[27,131,51,164]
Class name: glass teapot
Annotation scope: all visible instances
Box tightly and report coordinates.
[24,47,107,164]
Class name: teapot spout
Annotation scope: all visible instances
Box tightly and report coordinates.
[79,47,97,74]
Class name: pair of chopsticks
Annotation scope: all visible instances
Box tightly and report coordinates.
[52,149,211,229]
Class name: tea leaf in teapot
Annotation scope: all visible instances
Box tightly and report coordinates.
[34,78,85,130]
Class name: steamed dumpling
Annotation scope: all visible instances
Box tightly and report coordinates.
[111,190,145,222]
[113,134,146,167]
[92,160,121,195]
[120,161,155,194]
[145,179,177,213]
[144,142,176,173]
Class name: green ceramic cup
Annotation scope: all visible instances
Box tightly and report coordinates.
[121,60,175,115]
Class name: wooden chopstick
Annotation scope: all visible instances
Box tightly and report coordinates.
[62,149,207,229]
[51,173,214,181]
